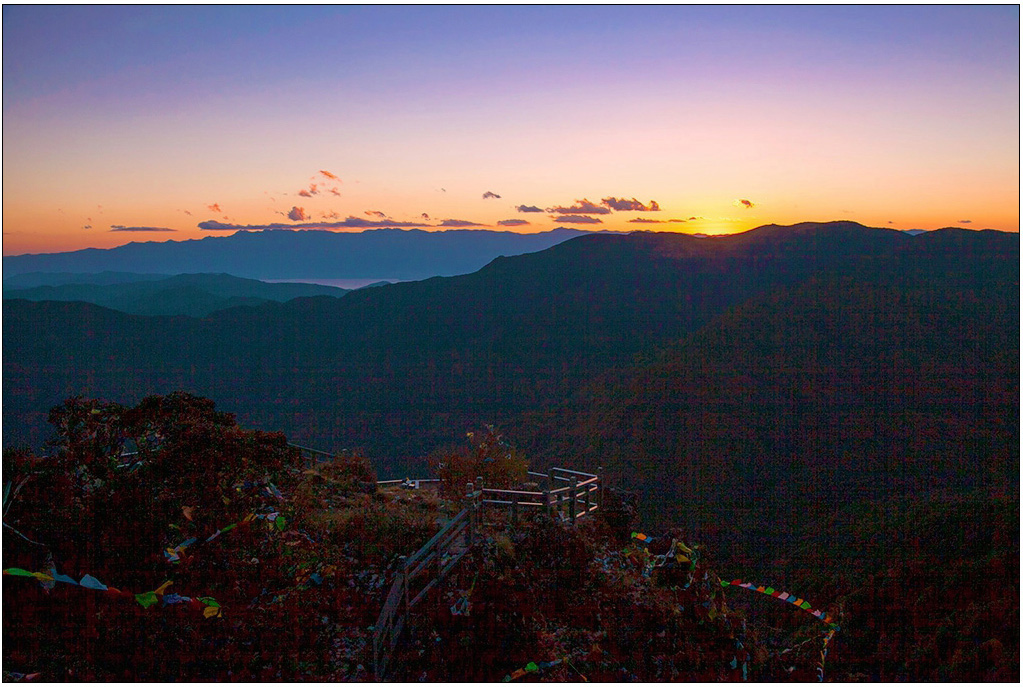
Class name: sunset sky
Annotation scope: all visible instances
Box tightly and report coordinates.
[3,5,1019,256]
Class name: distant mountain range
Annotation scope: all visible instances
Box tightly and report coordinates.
[2,272,349,317]
[3,271,175,288]
[1,227,601,280]
[3,221,1017,578]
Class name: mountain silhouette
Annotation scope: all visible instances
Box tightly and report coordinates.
[3,222,1017,576]
[2,227,599,280]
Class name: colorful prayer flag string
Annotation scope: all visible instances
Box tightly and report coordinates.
[721,578,840,681]
[3,568,221,618]
[164,511,285,562]
[502,656,580,682]
[720,579,839,630]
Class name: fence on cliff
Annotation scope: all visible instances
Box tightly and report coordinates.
[371,466,602,680]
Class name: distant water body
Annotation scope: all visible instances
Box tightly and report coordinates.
[264,278,407,289]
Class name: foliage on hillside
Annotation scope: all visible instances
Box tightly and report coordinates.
[4,393,1018,682]
[2,393,443,681]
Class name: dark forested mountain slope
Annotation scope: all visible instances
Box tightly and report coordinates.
[514,226,1018,576]
[4,223,1017,491]
[3,223,889,454]
[2,272,348,317]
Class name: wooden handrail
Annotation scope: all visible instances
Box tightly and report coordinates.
[482,487,545,497]
[288,443,335,461]
[482,499,545,507]
[551,466,598,479]
[372,464,600,680]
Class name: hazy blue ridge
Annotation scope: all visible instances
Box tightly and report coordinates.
[1,227,596,280]
[2,272,348,317]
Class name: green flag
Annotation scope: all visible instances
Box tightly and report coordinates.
[135,591,159,609]
[4,568,35,577]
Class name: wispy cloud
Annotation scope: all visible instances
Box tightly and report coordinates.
[288,206,308,221]
[482,191,502,199]
[516,204,544,213]
[110,225,176,232]
[320,170,340,181]
[421,213,431,220]
[627,218,665,224]
[328,187,341,196]
[207,203,222,213]
[733,199,755,209]
[552,215,603,224]
[602,197,660,212]
[438,219,487,227]
[83,225,92,229]
[667,218,688,223]
[958,219,972,224]
[547,199,611,215]
[497,219,530,226]
[198,217,433,231]
[365,210,387,218]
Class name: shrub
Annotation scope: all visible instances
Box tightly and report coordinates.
[428,425,528,499]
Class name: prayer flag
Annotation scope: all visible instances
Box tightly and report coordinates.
[4,568,34,577]
[135,591,159,608]
[79,574,107,590]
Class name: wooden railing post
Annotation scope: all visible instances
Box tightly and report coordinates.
[583,475,590,515]
[465,482,475,547]
[545,470,552,519]
[475,475,484,525]
[569,475,577,524]
[400,556,409,629]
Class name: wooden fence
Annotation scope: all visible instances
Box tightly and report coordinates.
[373,480,482,679]
[288,443,335,464]
[481,467,601,528]
[282,444,602,679]
[372,466,602,679]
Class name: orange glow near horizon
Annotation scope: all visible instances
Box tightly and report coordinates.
[3,7,1018,258]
